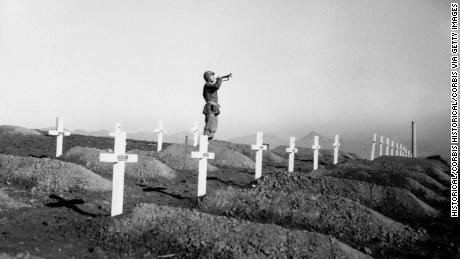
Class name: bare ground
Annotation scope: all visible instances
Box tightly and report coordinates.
[0,131,459,258]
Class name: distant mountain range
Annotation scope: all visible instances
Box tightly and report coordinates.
[296,131,335,148]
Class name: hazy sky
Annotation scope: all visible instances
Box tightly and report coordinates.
[0,0,452,155]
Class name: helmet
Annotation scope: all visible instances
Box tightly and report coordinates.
[203,71,215,82]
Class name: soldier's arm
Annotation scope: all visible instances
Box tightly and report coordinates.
[206,77,222,90]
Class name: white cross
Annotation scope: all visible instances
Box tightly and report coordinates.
[154,120,167,152]
[99,123,138,217]
[370,133,377,161]
[395,142,399,156]
[191,121,201,147]
[379,135,384,157]
[332,134,340,165]
[399,144,404,157]
[48,117,71,157]
[312,135,321,170]
[285,137,298,172]
[385,138,390,156]
[251,132,267,179]
[390,141,394,156]
[191,135,215,196]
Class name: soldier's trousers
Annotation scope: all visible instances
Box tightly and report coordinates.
[204,113,218,139]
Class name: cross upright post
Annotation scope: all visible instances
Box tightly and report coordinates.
[191,135,215,196]
[285,137,298,172]
[48,117,71,157]
[379,135,384,157]
[251,132,268,179]
[370,133,377,160]
[390,141,394,156]
[154,121,167,152]
[332,134,340,165]
[312,135,321,170]
[385,138,390,156]
[99,123,138,217]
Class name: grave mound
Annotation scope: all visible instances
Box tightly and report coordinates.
[371,157,449,192]
[426,165,450,186]
[0,154,111,192]
[103,203,369,258]
[0,190,29,210]
[0,125,42,136]
[209,140,287,169]
[209,140,254,156]
[263,150,286,166]
[374,156,449,170]
[151,144,219,172]
[210,140,285,165]
[64,147,176,181]
[325,164,447,207]
[256,170,440,221]
[427,155,449,167]
[208,141,255,169]
[200,187,427,255]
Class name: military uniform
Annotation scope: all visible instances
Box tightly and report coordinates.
[202,72,222,139]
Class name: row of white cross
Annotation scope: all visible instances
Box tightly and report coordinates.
[370,133,412,161]
[46,118,345,217]
[188,132,342,198]
[48,118,202,157]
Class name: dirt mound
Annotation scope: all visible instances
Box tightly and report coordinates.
[371,157,449,192]
[0,154,111,192]
[427,155,449,167]
[64,146,176,181]
[209,140,254,156]
[0,190,29,210]
[263,151,286,166]
[200,187,427,255]
[209,140,287,168]
[0,125,42,136]
[403,177,447,205]
[426,165,450,186]
[256,170,440,221]
[325,164,447,207]
[151,144,218,172]
[104,203,369,258]
[207,142,255,169]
